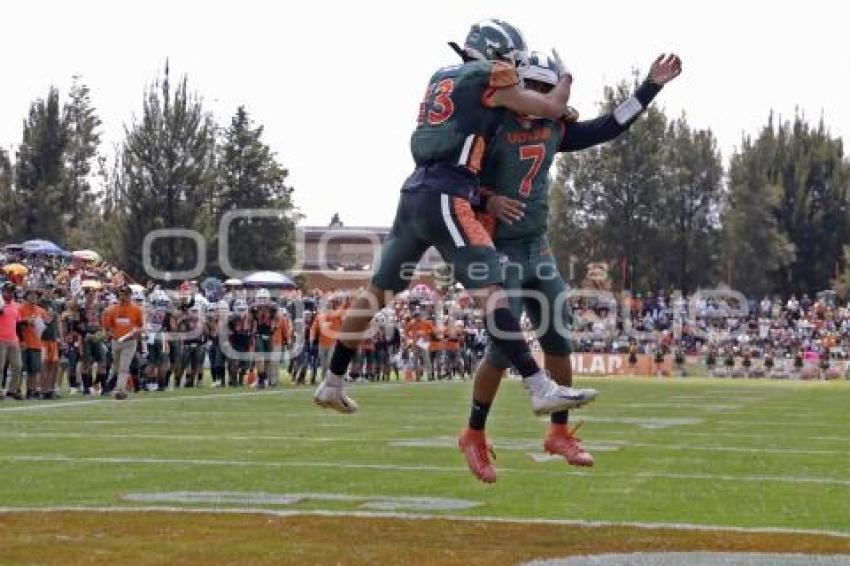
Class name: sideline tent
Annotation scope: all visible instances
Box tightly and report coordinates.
[242,271,295,289]
[22,239,64,256]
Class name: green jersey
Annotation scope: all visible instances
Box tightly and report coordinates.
[479,78,664,242]
[402,60,519,199]
[478,114,567,242]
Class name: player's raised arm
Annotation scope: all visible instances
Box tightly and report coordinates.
[488,72,573,120]
[560,53,682,152]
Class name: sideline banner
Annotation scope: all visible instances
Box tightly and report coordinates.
[533,352,672,376]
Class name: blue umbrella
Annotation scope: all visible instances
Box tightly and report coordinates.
[22,239,64,256]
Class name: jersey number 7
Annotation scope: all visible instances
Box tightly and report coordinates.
[519,143,545,197]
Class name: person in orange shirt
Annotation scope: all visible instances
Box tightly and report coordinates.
[0,283,25,400]
[404,311,434,381]
[445,320,462,379]
[270,306,291,387]
[18,289,49,399]
[313,302,344,383]
[429,319,446,381]
[101,285,144,400]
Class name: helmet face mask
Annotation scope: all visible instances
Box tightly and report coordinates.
[520,50,569,92]
[463,19,529,68]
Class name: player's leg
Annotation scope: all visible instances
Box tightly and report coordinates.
[530,243,594,467]
[432,198,585,483]
[315,196,428,413]
[463,248,523,436]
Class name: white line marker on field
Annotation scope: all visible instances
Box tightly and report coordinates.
[5,455,850,486]
[122,491,480,511]
[0,400,100,413]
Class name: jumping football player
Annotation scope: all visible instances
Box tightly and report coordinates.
[313,19,600,420]
[459,50,681,481]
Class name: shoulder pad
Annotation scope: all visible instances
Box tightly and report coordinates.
[488,61,519,88]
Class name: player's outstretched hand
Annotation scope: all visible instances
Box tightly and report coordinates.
[487,195,525,225]
[649,53,682,86]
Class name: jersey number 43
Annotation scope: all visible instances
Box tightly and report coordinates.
[417,79,455,126]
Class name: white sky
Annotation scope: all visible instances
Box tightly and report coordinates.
[2,0,849,227]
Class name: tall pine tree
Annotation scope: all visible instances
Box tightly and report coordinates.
[0,149,14,242]
[658,116,723,293]
[212,105,296,275]
[548,77,669,291]
[63,75,102,248]
[722,129,795,296]
[14,87,68,243]
[722,113,850,296]
[120,62,216,280]
[771,115,850,295]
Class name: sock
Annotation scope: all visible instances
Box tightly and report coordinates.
[468,399,491,431]
[82,372,92,392]
[550,410,569,425]
[487,308,539,378]
[329,342,356,377]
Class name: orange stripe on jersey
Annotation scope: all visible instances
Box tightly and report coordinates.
[468,136,486,173]
[475,211,497,239]
[474,186,497,238]
[483,61,519,107]
[452,197,494,247]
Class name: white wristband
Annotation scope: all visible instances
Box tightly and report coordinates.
[614,96,644,125]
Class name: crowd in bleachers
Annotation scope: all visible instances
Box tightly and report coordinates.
[1,241,847,402]
[568,289,850,378]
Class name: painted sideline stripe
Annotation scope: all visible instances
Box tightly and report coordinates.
[0,379,437,414]
[0,505,847,540]
[5,455,850,486]
[0,432,354,443]
[0,400,100,413]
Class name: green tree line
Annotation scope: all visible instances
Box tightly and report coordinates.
[0,62,297,282]
[3,63,849,297]
[548,75,850,298]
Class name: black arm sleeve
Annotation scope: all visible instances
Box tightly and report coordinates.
[559,79,663,153]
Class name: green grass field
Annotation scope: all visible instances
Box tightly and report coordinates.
[1,376,849,563]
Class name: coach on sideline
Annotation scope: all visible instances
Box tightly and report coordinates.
[102,285,143,400]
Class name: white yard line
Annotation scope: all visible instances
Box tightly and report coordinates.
[0,505,847,540]
[1,430,844,456]
[623,441,846,455]
[643,430,850,443]
[716,420,850,429]
[5,455,850,486]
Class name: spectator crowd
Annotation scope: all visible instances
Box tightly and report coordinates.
[1,245,848,403]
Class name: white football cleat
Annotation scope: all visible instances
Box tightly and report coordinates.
[524,372,598,415]
[313,380,359,414]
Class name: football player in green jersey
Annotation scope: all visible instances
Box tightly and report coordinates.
[314,21,599,455]
[458,50,682,481]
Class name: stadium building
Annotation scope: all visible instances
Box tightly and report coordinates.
[294,225,443,290]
